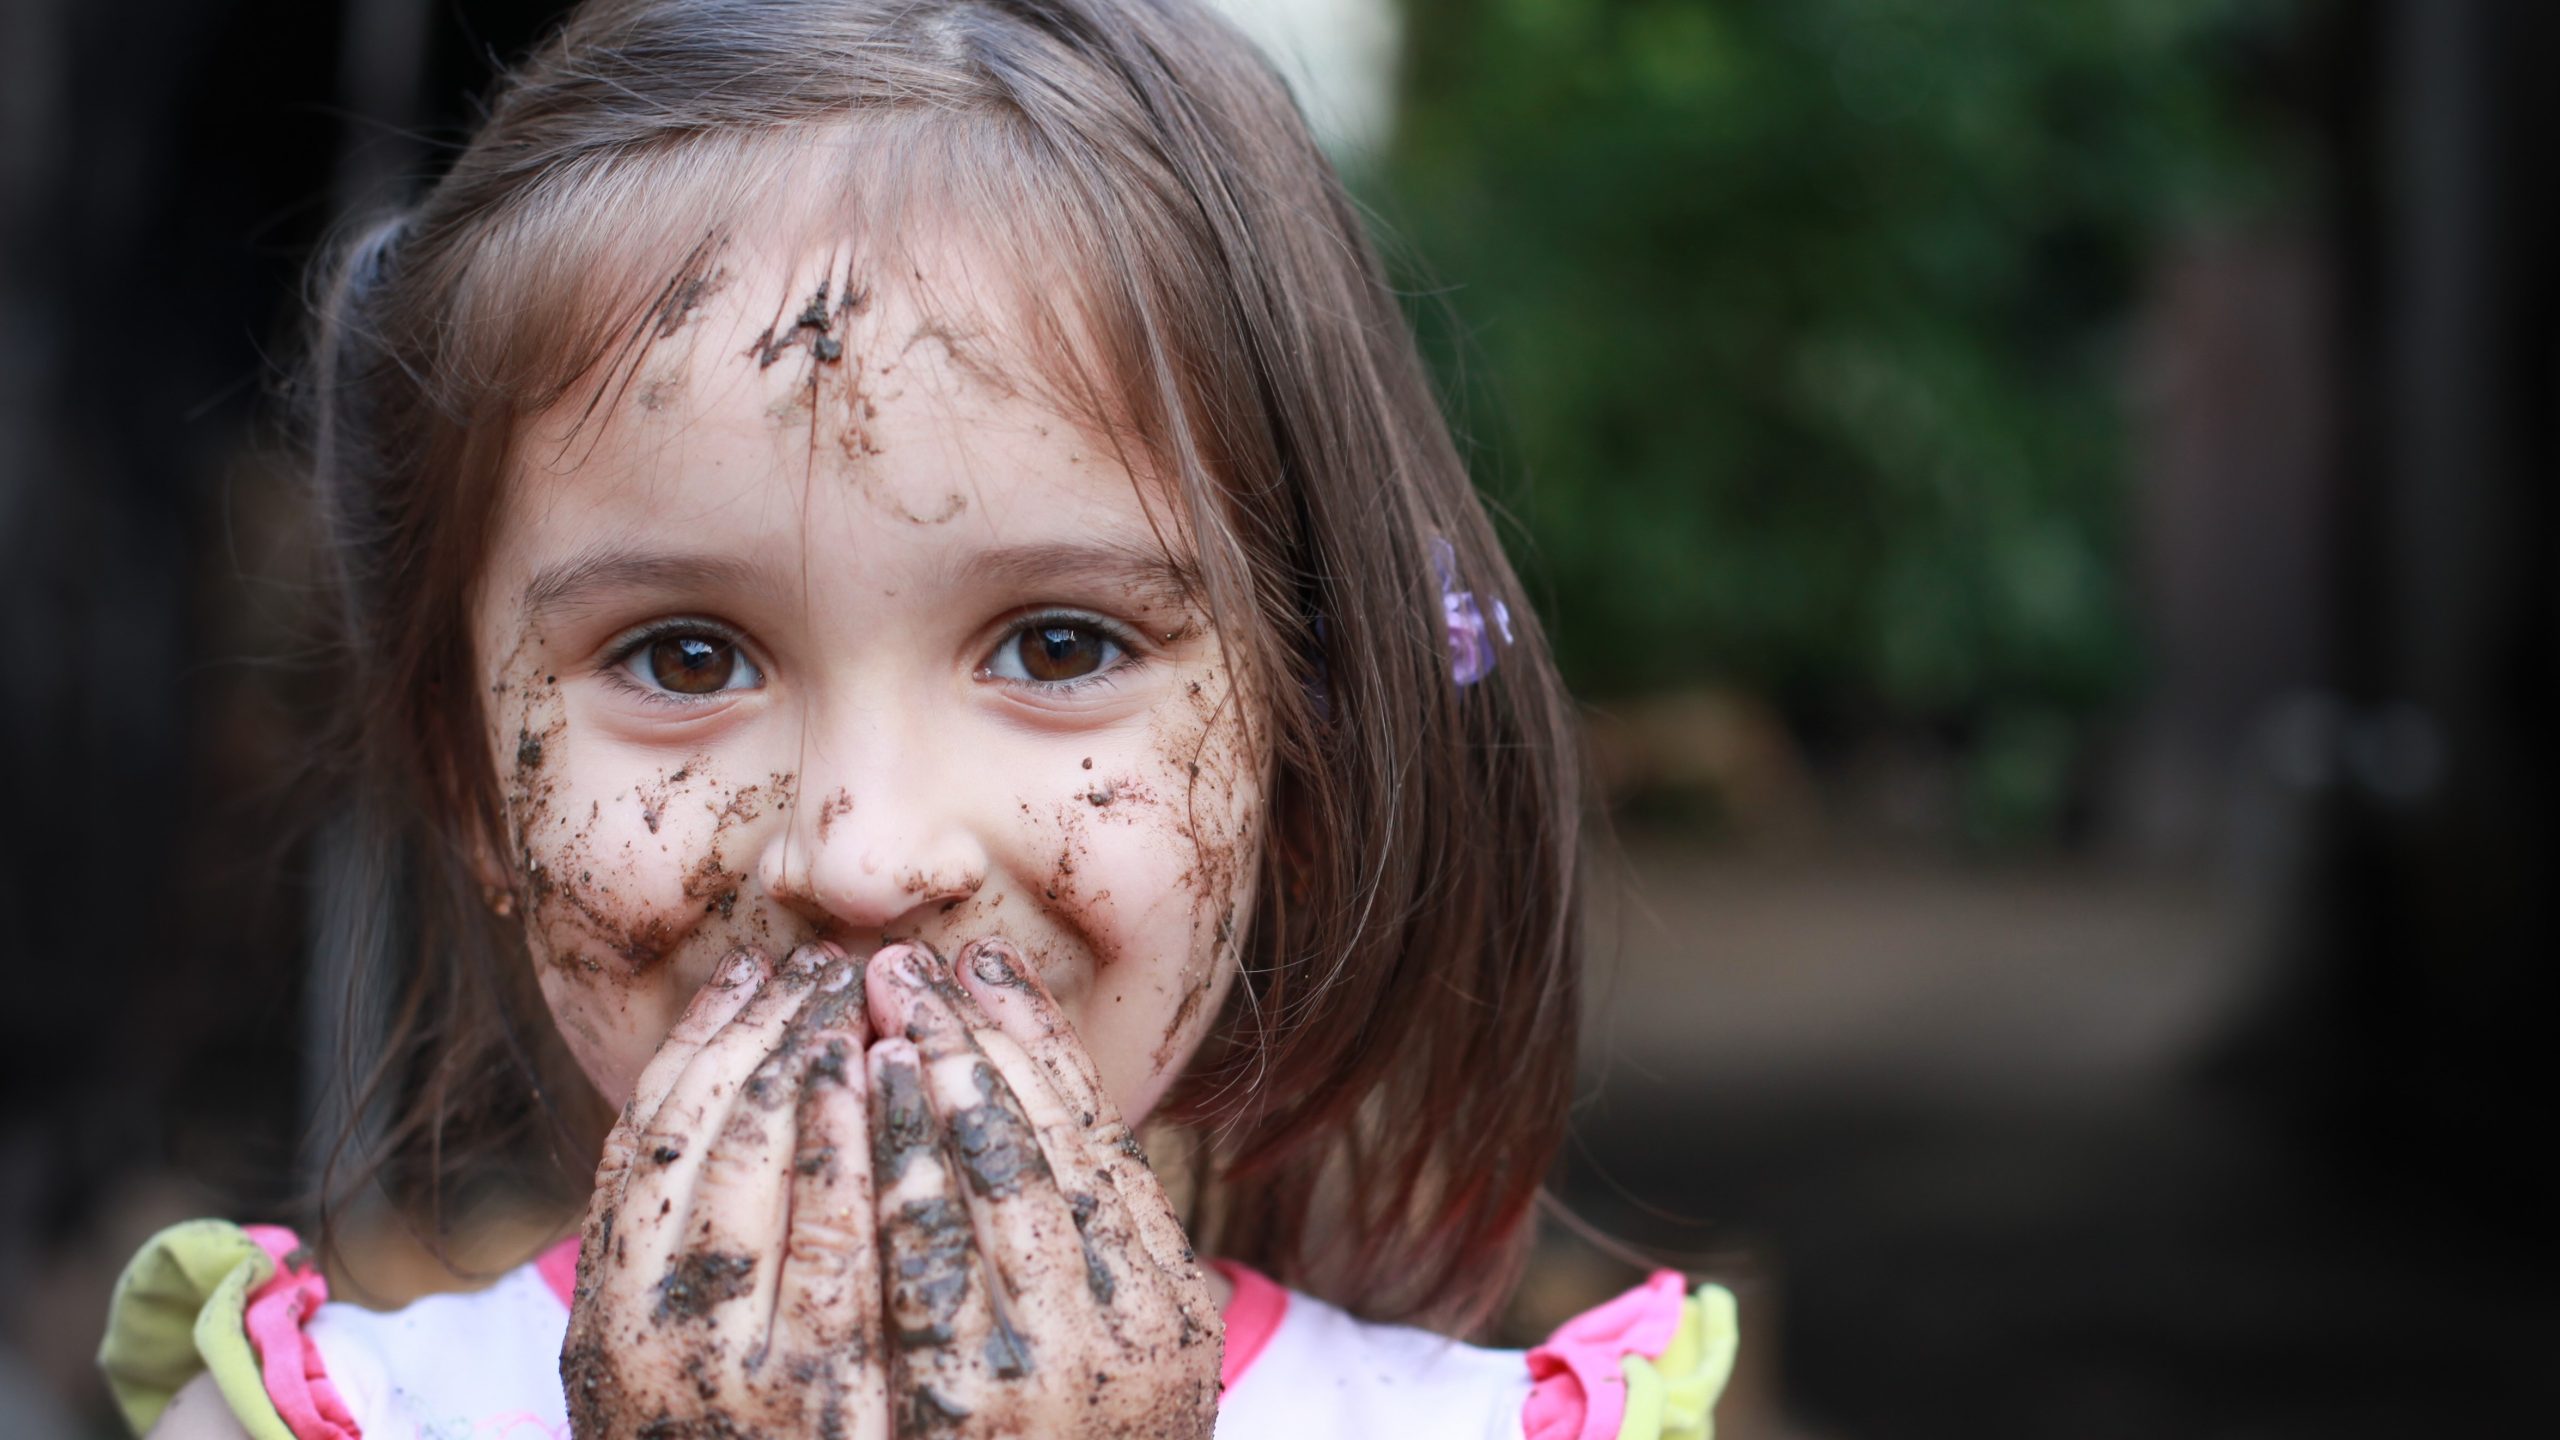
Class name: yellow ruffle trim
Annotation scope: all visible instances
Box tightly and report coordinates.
[1614,1283,1739,1440]
[96,1219,298,1440]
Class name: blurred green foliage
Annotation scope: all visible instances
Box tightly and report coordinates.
[1379,0,2289,837]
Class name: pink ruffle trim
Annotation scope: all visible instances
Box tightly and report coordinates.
[241,1225,362,1440]
[1207,1260,1289,1393]
[1521,1270,1690,1440]
[536,1235,580,1309]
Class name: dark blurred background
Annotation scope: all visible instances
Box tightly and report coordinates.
[1,0,2550,1434]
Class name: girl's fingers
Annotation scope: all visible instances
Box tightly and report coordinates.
[925,944,1006,1032]
[953,940,1131,1151]
[971,1026,1150,1316]
[944,941,1219,1371]
[592,948,766,1201]
[956,940,1203,1285]
[902,971,1098,1333]
[919,1048,1064,1372]
[765,962,874,1335]
[582,948,767,1299]
[687,951,863,1338]
[603,943,835,1314]
[868,944,1043,1182]
[869,1037,999,1429]
[765,1023,889,1440]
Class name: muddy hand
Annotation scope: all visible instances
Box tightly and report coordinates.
[563,943,889,1439]
[865,940,1220,1439]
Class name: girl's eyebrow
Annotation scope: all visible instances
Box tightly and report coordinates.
[521,539,1202,623]
[520,545,781,622]
[952,539,1203,607]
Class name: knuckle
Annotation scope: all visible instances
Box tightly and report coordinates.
[785,1219,865,1278]
[697,1139,766,1190]
[791,1136,845,1183]
[1089,1117,1138,1156]
[1036,1119,1089,1158]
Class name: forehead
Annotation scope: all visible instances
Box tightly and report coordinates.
[492,233,1181,599]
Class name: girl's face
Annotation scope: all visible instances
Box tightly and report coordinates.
[469,239,1263,1125]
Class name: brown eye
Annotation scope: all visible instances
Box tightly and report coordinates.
[1016,624,1107,682]
[987,616,1127,688]
[640,632,753,696]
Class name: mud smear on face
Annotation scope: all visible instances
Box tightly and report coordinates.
[676,772,794,934]
[653,246,729,341]
[493,631,574,941]
[816,786,854,839]
[749,268,865,371]
[1147,665,1257,1076]
[759,265,1006,527]
[597,232,735,419]
[1001,641,1257,1089]
[497,630,797,983]
[543,773,778,973]
[857,318,1036,527]
[753,262,894,484]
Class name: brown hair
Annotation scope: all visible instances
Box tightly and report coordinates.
[305,0,1581,1334]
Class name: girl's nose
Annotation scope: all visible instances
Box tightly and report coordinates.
[758,707,989,936]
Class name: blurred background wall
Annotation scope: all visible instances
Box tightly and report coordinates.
[0,0,2549,1434]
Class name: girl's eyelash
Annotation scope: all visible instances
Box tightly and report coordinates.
[598,617,760,706]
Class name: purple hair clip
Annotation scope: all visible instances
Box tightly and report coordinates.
[1432,535,1514,687]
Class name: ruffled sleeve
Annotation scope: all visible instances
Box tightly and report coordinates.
[97,1220,361,1440]
[1521,1271,1738,1440]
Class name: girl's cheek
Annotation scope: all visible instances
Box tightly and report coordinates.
[533,968,651,1108]
[1040,669,1264,1116]
[1152,710,1263,1090]
[511,751,806,1099]
[490,649,801,1079]
[1150,659,1267,970]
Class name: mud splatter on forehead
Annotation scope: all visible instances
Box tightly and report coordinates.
[652,234,730,341]
[749,267,869,370]
[486,118,1154,464]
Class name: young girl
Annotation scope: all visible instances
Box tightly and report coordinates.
[99,1,1734,1435]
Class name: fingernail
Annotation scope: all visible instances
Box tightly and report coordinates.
[875,942,927,985]
[720,949,761,986]
[805,959,866,1029]
[789,941,834,975]
[966,939,1024,990]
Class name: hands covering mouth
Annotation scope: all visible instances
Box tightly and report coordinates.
[562,937,1222,1439]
